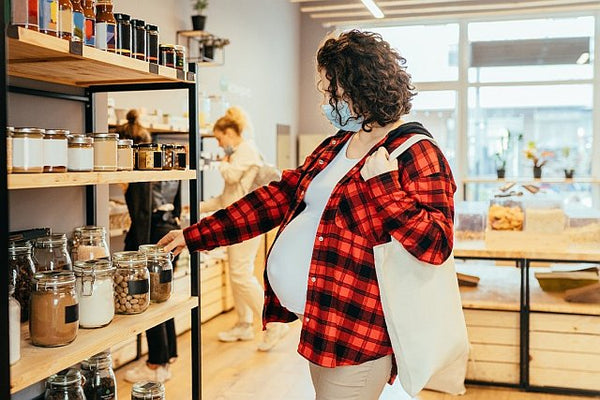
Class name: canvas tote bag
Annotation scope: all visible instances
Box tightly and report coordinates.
[373,134,469,397]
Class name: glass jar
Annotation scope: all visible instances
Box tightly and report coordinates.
[113,251,150,315]
[12,127,45,173]
[43,129,69,173]
[71,0,84,42]
[115,13,131,56]
[145,24,159,64]
[9,285,21,365]
[93,133,118,171]
[68,134,94,172]
[161,144,174,170]
[159,44,175,68]
[173,145,187,170]
[131,18,146,61]
[45,369,86,400]
[11,0,39,30]
[139,245,173,303]
[30,270,79,347]
[137,143,163,170]
[81,351,117,400]
[9,242,36,322]
[39,0,58,36]
[57,0,72,40]
[7,126,13,174]
[131,381,165,400]
[74,259,115,328]
[71,226,110,261]
[95,0,116,52]
[488,197,525,231]
[117,139,134,171]
[83,0,95,46]
[174,44,186,71]
[33,234,73,272]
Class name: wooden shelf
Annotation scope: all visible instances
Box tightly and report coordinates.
[463,176,600,184]
[454,240,600,262]
[108,124,189,135]
[456,263,521,312]
[8,169,196,190]
[177,30,213,38]
[8,27,194,87]
[10,292,197,393]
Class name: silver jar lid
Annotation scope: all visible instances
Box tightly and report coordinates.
[14,127,45,135]
[68,134,94,145]
[132,381,165,397]
[34,270,76,288]
[46,368,82,387]
[118,139,133,146]
[73,225,106,237]
[93,133,119,139]
[35,234,68,248]
[44,129,70,136]
[73,259,115,276]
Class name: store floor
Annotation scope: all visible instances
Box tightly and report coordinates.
[116,310,593,400]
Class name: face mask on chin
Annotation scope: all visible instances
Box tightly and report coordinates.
[321,100,364,132]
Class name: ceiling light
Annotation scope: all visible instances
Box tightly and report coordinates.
[576,52,590,65]
[360,0,384,19]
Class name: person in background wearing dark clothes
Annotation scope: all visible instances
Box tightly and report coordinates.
[117,109,152,144]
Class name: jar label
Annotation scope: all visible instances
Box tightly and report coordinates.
[68,147,94,171]
[84,18,95,46]
[73,11,84,41]
[13,137,44,168]
[58,7,72,36]
[153,151,162,168]
[128,280,149,295]
[43,139,68,167]
[65,303,79,324]
[177,153,186,168]
[160,269,173,284]
[96,22,115,50]
[40,0,58,33]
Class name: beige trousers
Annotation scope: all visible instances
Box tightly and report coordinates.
[309,355,392,400]
[226,236,263,325]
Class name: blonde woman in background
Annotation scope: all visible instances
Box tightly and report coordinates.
[203,107,289,351]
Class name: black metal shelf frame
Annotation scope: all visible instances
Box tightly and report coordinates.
[1,19,201,400]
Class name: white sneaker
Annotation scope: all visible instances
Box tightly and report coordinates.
[124,363,172,383]
[217,323,254,342]
[257,323,290,352]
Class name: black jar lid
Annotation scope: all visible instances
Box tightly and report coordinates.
[131,19,146,28]
[138,143,160,149]
[145,24,159,33]
[114,13,131,22]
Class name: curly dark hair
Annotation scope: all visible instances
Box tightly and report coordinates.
[316,30,416,132]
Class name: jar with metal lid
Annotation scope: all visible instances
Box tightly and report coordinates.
[159,44,175,68]
[9,283,21,365]
[113,251,150,314]
[7,126,13,174]
[131,19,146,61]
[74,259,115,328]
[12,127,44,173]
[95,0,116,52]
[139,245,173,303]
[39,0,58,36]
[83,0,95,46]
[45,369,86,400]
[9,242,36,322]
[145,24,159,64]
[30,270,79,347]
[68,134,94,172]
[137,143,163,170]
[71,226,110,262]
[115,13,132,56]
[131,381,165,400]
[174,44,186,71]
[81,351,117,399]
[173,145,187,170]
[43,129,69,173]
[33,234,73,272]
[57,0,73,40]
[11,0,39,31]
[161,144,174,170]
[93,133,118,171]
[118,139,134,171]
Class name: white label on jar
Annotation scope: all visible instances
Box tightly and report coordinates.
[68,147,94,171]
[43,139,68,168]
[13,137,44,169]
[76,277,115,328]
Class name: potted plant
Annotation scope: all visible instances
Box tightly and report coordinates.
[524,141,553,179]
[493,129,521,179]
[561,146,575,179]
[192,0,208,31]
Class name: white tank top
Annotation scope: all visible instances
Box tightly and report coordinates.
[267,138,360,314]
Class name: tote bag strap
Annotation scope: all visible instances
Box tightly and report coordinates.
[388,134,437,160]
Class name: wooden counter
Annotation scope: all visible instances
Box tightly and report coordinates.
[454,240,600,262]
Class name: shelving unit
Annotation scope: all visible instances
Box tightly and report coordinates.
[1,20,201,399]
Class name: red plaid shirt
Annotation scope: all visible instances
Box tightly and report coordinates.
[186,122,456,370]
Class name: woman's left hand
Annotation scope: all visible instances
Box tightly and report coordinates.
[361,147,398,181]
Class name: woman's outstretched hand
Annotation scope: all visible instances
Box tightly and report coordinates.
[157,229,188,256]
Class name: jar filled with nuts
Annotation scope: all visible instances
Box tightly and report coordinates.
[138,244,173,303]
[112,251,150,315]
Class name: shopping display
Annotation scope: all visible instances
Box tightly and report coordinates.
[81,351,117,400]
[44,369,86,400]
[117,139,134,171]
[93,133,119,171]
[67,134,94,172]
[70,225,110,262]
[139,245,174,303]
[114,12,131,56]
[71,0,84,42]
[33,234,73,271]
[12,127,45,173]
[10,0,39,31]
[74,259,115,328]
[8,241,36,321]
[82,0,95,46]
[131,18,146,61]
[112,251,150,315]
[137,143,164,170]
[42,129,69,173]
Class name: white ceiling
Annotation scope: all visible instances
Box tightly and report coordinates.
[292,0,600,27]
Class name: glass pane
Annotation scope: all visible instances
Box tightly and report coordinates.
[468,17,594,83]
[371,24,459,83]
[467,85,593,178]
[409,90,457,172]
